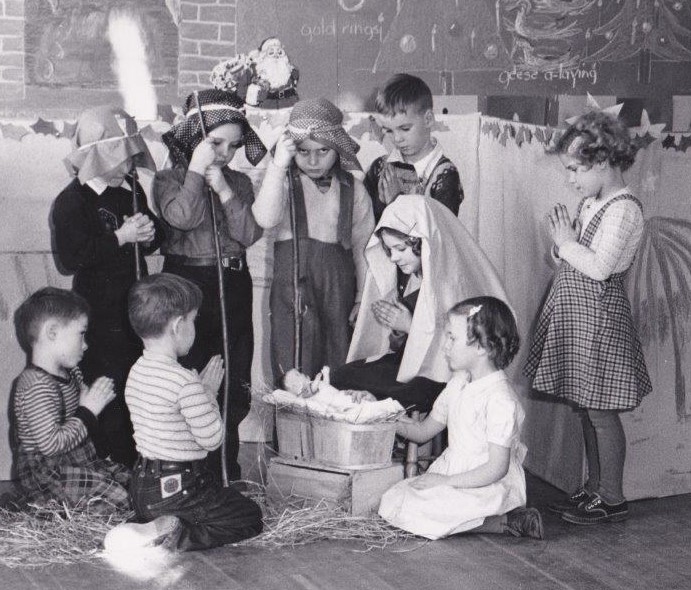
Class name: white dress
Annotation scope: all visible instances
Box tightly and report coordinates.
[378,370,527,540]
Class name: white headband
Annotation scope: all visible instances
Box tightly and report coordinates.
[287,122,343,134]
[186,103,246,118]
[77,134,136,151]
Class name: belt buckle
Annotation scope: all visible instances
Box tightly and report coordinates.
[277,89,285,99]
[225,257,244,271]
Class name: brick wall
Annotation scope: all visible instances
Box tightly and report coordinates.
[0,0,24,100]
[178,0,237,96]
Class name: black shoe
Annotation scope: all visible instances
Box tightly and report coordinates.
[561,494,628,525]
[505,507,544,539]
[547,488,592,515]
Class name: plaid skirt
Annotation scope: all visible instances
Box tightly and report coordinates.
[16,440,131,514]
[524,263,652,410]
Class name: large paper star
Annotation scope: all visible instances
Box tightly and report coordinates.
[565,93,624,125]
[630,109,666,138]
[31,117,59,136]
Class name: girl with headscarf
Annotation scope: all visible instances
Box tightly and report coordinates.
[253,98,375,382]
[154,88,267,481]
[331,195,509,413]
[53,105,164,467]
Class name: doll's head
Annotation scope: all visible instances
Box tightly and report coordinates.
[282,369,314,398]
[445,297,519,373]
[287,98,361,174]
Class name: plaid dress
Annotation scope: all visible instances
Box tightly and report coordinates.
[14,366,131,514]
[524,194,652,410]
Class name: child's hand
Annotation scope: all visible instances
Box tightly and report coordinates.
[79,377,115,417]
[273,130,296,169]
[547,204,579,248]
[348,302,360,327]
[188,138,218,176]
[377,163,404,205]
[205,165,231,196]
[200,354,224,394]
[371,299,413,333]
[115,213,155,245]
[408,473,449,490]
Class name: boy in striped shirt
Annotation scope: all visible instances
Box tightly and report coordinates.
[12,287,131,513]
[121,273,262,551]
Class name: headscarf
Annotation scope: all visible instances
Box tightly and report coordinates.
[348,195,511,384]
[63,105,156,184]
[286,98,361,171]
[162,88,267,167]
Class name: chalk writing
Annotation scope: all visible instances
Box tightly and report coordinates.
[339,0,366,11]
[498,64,598,89]
[301,15,385,44]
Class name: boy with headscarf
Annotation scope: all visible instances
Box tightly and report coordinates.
[154,88,267,482]
[253,98,375,383]
[52,105,163,467]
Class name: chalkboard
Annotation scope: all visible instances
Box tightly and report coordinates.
[237,0,691,106]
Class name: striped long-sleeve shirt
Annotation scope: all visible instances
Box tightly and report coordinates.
[14,366,88,457]
[125,350,223,461]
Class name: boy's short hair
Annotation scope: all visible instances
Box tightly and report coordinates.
[128,273,202,339]
[448,296,520,370]
[14,287,90,354]
[374,73,433,116]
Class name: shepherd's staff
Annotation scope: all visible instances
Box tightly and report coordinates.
[131,166,142,280]
[286,166,304,370]
[193,91,233,488]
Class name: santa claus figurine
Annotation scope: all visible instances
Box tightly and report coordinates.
[247,37,299,109]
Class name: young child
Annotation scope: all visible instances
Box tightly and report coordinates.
[253,97,375,381]
[365,73,463,221]
[53,105,164,468]
[378,297,542,541]
[12,288,131,514]
[155,88,267,482]
[524,111,652,525]
[122,273,263,551]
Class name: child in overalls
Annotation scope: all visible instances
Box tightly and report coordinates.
[253,98,375,381]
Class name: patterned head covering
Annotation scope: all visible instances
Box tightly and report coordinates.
[287,98,361,171]
[162,88,267,167]
[63,105,156,184]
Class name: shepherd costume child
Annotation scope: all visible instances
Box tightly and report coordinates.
[52,105,163,467]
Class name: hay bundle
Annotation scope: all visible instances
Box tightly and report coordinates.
[0,500,132,568]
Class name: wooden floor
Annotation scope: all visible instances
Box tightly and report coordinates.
[2,444,690,590]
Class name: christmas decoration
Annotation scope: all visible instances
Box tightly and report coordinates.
[587,0,691,83]
[565,92,624,125]
[211,38,300,109]
[373,0,512,92]
[0,122,30,141]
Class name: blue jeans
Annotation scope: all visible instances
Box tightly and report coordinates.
[130,457,262,551]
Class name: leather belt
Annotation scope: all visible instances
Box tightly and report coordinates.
[136,456,205,475]
[165,253,245,271]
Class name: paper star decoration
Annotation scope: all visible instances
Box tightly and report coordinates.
[0,122,30,141]
[30,117,59,136]
[630,109,666,138]
[565,93,624,125]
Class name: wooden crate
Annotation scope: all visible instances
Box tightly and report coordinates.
[266,457,404,516]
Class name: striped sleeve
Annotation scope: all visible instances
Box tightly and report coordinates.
[14,370,87,456]
[178,381,223,450]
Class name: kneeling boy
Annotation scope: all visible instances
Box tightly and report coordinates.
[124,273,262,551]
[12,287,130,514]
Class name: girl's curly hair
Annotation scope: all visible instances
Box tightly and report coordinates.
[551,111,638,171]
[448,296,520,370]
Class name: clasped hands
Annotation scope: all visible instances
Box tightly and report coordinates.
[547,203,581,249]
[116,213,155,245]
[371,298,412,334]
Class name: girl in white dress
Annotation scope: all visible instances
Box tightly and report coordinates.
[378,296,543,540]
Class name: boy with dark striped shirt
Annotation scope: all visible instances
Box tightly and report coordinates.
[12,287,131,513]
[121,273,262,551]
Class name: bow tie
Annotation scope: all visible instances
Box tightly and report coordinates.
[310,175,333,191]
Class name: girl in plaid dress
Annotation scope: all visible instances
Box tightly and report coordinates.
[524,111,652,525]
